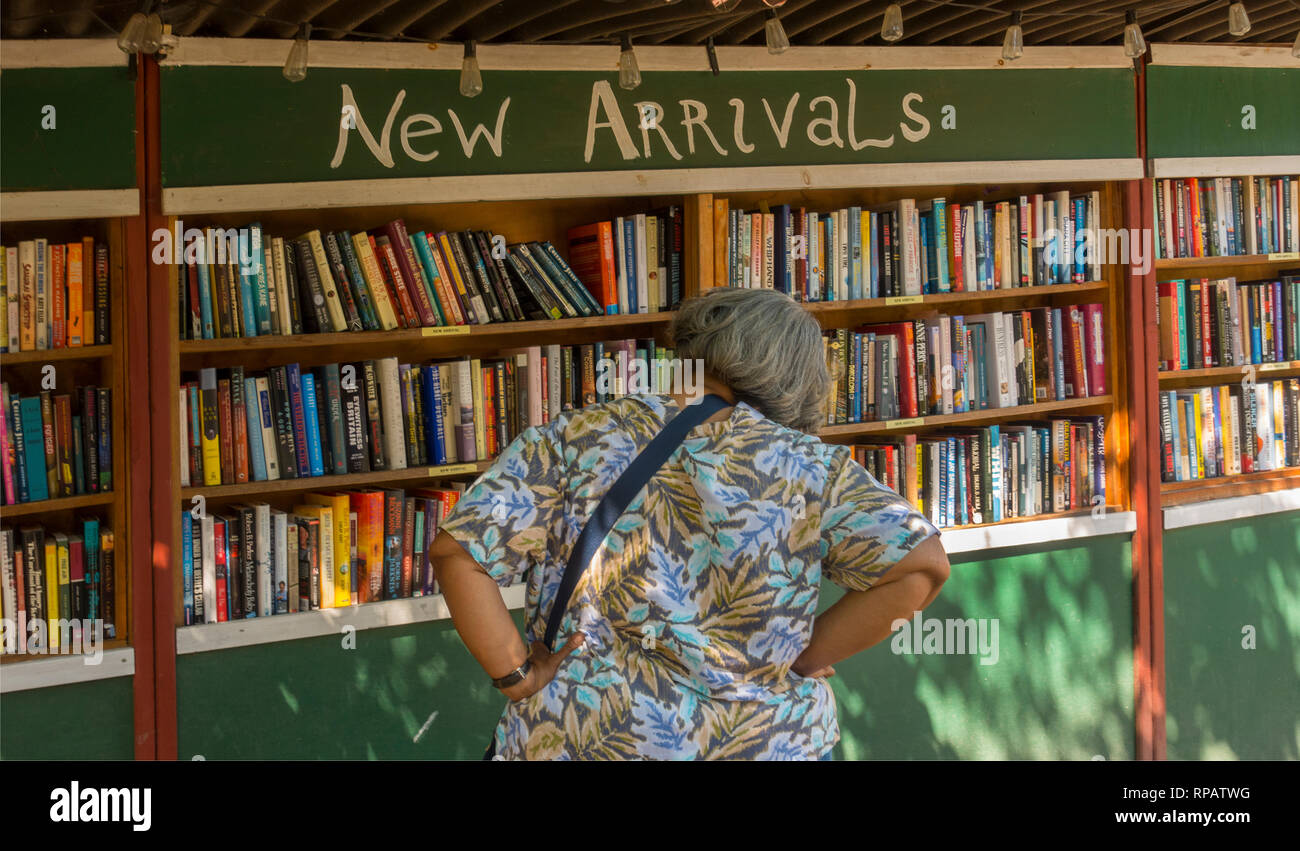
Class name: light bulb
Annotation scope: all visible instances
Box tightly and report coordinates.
[140,12,163,54]
[619,35,641,90]
[881,4,904,42]
[710,0,742,11]
[283,24,310,82]
[765,9,789,54]
[1002,11,1023,61]
[1228,2,1251,36]
[1123,10,1146,59]
[460,40,483,97]
[762,0,788,6]
[117,12,149,53]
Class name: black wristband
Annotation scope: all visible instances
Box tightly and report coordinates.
[491,658,532,689]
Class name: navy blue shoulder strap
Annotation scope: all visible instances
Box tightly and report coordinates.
[542,393,730,649]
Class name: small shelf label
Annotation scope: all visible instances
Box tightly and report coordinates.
[884,295,924,306]
[883,417,925,429]
[427,463,479,476]
[1258,362,1295,372]
[1266,252,1300,261]
[421,325,471,337]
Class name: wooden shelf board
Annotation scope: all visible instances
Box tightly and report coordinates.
[180,461,491,502]
[804,281,1109,325]
[0,491,116,519]
[1,344,114,365]
[1161,467,1300,507]
[175,583,527,654]
[1154,253,1300,281]
[1158,361,1300,386]
[1163,487,1300,530]
[0,644,134,693]
[179,312,675,356]
[941,508,1135,556]
[819,395,1112,440]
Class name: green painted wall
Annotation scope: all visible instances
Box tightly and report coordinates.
[830,535,1134,760]
[0,67,137,192]
[1147,66,1300,159]
[0,675,135,760]
[1164,511,1300,760]
[177,535,1134,760]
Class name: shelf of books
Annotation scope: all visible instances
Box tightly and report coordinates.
[706,180,1133,544]
[163,193,694,648]
[1152,172,1300,512]
[0,43,139,682]
[0,214,131,674]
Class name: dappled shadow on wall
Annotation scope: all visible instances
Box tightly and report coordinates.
[1164,513,1300,761]
[828,536,1135,760]
[174,613,518,760]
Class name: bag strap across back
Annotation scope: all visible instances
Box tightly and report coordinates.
[542,393,730,649]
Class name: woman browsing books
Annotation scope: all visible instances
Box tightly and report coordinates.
[432,287,950,760]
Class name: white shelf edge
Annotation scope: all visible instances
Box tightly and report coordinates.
[1162,488,1300,530]
[0,647,135,693]
[0,39,129,69]
[1149,156,1300,179]
[1150,43,1300,68]
[0,189,139,222]
[940,510,1136,555]
[176,583,528,655]
[162,159,1144,216]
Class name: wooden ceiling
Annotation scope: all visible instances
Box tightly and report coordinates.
[4,0,1299,47]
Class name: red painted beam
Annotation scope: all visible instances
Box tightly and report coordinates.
[143,53,179,761]
[127,53,156,762]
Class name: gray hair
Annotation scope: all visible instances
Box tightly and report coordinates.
[670,287,829,433]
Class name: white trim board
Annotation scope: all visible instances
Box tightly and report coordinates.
[0,39,129,69]
[1150,43,1300,68]
[0,648,135,693]
[1,189,140,222]
[1163,489,1300,530]
[940,510,1136,556]
[176,583,527,655]
[161,38,1133,71]
[1150,156,1300,179]
[162,158,1143,215]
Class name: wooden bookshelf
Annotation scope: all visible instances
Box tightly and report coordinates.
[820,396,1113,440]
[1150,170,1300,511]
[0,214,134,661]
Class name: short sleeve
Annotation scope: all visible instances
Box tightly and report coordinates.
[439,423,566,586]
[820,448,938,592]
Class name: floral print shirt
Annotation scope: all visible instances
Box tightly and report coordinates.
[440,393,937,760]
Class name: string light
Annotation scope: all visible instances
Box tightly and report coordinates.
[1228,2,1251,36]
[283,23,309,82]
[881,4,904,42]
[764,9,790,54]
[116,2,150,53]
[459,40,483,97]
[1123,10,1146,59]
[619,34,642,90]
[1001,11,1024,61]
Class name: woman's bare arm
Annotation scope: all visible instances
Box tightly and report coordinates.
[791,534,950,676]
[431,530,583,701]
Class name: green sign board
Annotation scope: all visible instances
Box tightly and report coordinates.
[1147,65,1300,159]
[0,66,137,192]
[160,66,1138,188]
